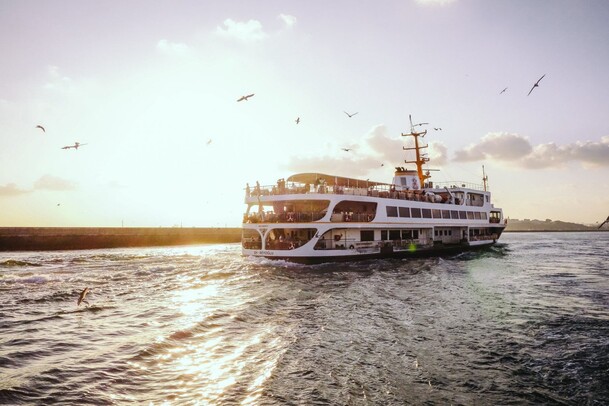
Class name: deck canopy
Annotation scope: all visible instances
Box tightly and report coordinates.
[287,173,388,188]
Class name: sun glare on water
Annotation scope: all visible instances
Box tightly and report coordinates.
[122,271,288,404]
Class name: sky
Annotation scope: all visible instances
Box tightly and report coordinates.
[1,0,608,227]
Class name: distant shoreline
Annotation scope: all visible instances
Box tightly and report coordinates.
[1,226,605,252]
[0,227,242,251]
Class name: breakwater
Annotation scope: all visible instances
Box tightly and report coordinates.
[0,227,241,251]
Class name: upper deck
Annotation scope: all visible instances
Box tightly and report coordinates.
[245,177,486,204]
[243,175,504,225]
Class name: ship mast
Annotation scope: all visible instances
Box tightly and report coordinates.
[402,115,430,188]
[482,165,488,191]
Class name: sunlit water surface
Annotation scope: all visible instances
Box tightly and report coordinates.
[1,232,608,405]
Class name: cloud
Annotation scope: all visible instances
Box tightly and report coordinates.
[215,19,268,42]
[34,175,77,191]
[454,132,609,168]
[429,141,449,166]
[454,132,532,162]
[415,0,457,5]
[0,183,29,197]
[278,14,297,29]
[364,125,405,162]
[44,65,72,90]
[285,125,446,177]
[284,155,382,178]
[157,39,191,56]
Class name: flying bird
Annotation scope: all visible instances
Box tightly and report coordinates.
[433,127,442,131]
[61,142,87,150]
[598,215,609,229]
[77,287,90,306]
[500,87,508,94]
[295,117,300,124]
[36,125,45,133]
[341,148,352,152]
[527,74,546,96]
[237,93,255,102]
[206,139,212,146]
[344,111,358,118]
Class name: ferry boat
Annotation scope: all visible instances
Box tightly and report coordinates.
[241,117,507,263]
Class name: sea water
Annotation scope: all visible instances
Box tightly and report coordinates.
[1,232,608,405]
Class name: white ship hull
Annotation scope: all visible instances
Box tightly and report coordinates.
[241,182,506,264]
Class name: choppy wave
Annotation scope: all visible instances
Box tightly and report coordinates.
[1,235,608,405]
[0,259,42,267]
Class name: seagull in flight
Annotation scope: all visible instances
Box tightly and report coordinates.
[598,215,609,229]
[295,117,300,124]
[206,139,212,146]
[341,148,352,152]
[36,125,45,133]
[500,87,508,94]
[61,142,87,150]
[237,93,255,102]
[433,127,442,131]
[77,287,90,306]
[344,111,358,118]
[527,74,546,96]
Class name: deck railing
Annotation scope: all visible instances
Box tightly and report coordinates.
[246,180,484,197]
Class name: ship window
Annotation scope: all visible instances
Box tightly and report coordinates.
[266,227,318,250]
[432,209,441,218]
[411,208,422,218]
[459,211,467,219]
[474,212,482,220]
[399,207,410,217]
[402,230,412,239]
[389,230,401,240]
[381,230,388,240]
[467,211,474,219]
[422,209,432,218]
[442,210,451,219]
[242,229,262,249]
[386,206,398,217]
[333,200,378,222]
[451,210,459,219]
[413,229,419,239]
[360,230,374,242]
[481,212,487,220]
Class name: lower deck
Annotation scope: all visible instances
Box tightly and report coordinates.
[242,223,504,262]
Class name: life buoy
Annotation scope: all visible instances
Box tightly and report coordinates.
[344,214,351,222]
[349,245,355,250]
[289,242,295,250]
[367,214,373,222]
[334,234,343,242]
[287,212,295,222]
